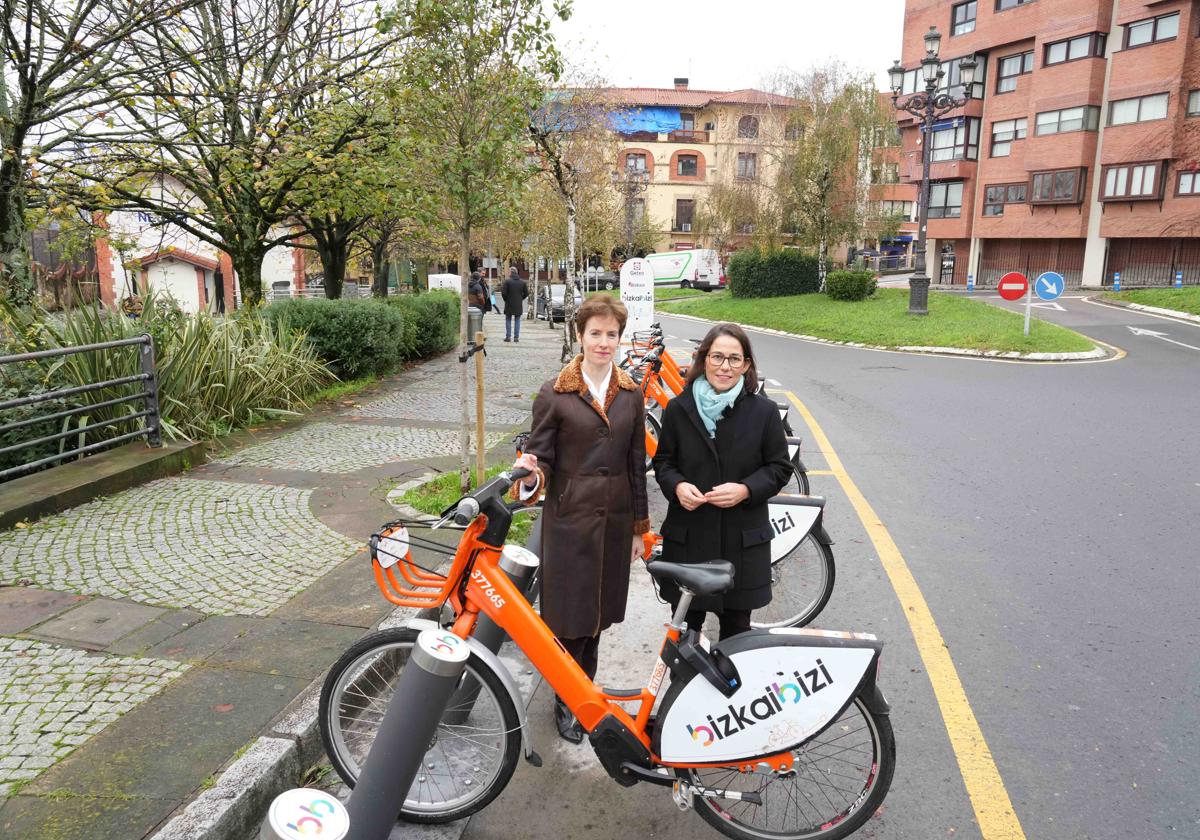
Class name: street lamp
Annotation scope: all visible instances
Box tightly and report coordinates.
[611,166,650,261]
[887,27,977,315]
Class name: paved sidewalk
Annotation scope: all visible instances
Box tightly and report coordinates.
[0,318,566,840]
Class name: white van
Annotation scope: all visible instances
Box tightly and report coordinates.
[645,249,724,290]
[427,273,462,292]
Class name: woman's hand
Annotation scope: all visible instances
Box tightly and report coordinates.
[705,482,749,508]
[675,482,707,511]
[513,452,538,486]
[630,535,644,564]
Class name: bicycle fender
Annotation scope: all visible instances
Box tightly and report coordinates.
[404,618,537,763]
[766,495,825,563]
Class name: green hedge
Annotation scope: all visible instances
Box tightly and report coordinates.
[264,291,460,378]
[728,249,820,298]
[825,270,878,302]
[0,359,81,475]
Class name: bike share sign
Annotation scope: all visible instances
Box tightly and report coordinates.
[620,258,654,342]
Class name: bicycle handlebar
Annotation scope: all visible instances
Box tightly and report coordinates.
[447,468,533,526]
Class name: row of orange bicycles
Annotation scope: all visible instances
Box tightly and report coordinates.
[315,325,892,840]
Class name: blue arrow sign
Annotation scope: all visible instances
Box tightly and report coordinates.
[1035,271,1064,301]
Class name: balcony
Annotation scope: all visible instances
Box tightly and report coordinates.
[672,220,695,233]
[668,129,709,143]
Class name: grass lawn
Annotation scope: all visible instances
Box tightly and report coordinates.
[591,287,721,302]
[1102,288,1200,317]
[397,464,538,545]
[658,288,1096,354]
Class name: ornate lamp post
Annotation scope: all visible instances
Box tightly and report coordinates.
[611,166,650,260]
[888,27,977,315]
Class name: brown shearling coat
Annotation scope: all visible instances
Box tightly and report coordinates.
[519,356,650,639]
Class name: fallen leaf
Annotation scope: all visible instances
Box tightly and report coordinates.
[213,703,235,713]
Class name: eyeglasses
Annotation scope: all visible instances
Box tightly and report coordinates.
[706,352,745,369]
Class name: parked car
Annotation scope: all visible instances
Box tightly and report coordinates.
[536,283,584,321]
[582,267,618,291]
[645,249,724,290]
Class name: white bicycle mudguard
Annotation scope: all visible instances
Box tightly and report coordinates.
[655,630,880,764]
[767,495,824,563]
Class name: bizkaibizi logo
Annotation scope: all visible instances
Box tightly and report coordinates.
[685,660,834,746]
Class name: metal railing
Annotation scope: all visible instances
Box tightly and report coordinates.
[0,335,163,482]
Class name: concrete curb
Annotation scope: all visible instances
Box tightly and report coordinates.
[657,310,1109,362]
[1086,294,1200,325]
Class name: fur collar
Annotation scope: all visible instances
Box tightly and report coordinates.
[553,355,637,426]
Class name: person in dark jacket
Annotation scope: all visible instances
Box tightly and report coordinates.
[652,322,792,641]
[500,266,528,342]
[467,270,490,316]
[511,294,650,742]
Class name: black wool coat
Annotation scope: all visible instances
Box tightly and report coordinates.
[518,356,651,639]
[652,383,792,612]
[500,275,527,315]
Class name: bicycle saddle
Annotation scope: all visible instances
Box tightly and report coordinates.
[646,560,734,595]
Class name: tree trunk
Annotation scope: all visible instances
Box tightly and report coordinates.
[562,204,577,362]
[371,235,389,298]
[313,229,348,299]
[230,249,266,307]
[0,160,32,304]
[458,230,472,492]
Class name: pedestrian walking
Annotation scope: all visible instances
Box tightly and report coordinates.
[511,294,649,743]
[467,270,491,320]
[651,322,792,640]
[501,266,528,342]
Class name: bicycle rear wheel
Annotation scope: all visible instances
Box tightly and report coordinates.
[751,534,834,629]
[783,460,810,496]
[680,696,894,840]
[645,411,662,470]
[319,628,521,823]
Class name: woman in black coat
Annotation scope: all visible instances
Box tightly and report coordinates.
[652,322,793,640]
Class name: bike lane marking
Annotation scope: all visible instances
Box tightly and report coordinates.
[784,390,1028,840]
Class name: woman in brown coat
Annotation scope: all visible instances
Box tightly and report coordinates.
[512,294,649,742]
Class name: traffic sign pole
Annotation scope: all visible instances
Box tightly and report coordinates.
[1024,279,1033,336]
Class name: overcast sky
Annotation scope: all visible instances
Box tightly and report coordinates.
[550,0,906,92]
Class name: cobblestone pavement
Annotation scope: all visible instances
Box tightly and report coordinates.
[216,423,510,474]
[0,637,187,797]
[349,391,530,425]
[0,478,360,616]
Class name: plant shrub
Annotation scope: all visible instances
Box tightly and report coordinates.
[728,248,820,298]
[387,290,460,358]
[0,357,83,476]
[264,298,409,378]
[824,269,878,302]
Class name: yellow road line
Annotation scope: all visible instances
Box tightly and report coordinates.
[804,469,835,476]
[784,391,1027,840]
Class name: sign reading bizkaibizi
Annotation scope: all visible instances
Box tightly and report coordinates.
[620,258,654,342]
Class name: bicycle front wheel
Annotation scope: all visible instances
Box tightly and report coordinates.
[751,533,834,629]
[680,696,894,840]
[645,410,662,470]
[319,628,521,823]
[783,460,810,496]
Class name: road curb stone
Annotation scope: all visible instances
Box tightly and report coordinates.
[1085,294,1200,325]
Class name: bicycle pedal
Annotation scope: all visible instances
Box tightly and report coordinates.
[671,780,694,812]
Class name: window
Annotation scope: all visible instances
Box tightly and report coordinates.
[996,0,1034,10]
[990,117,1027,157]
[1108,93,1168,126]
[996,51,1034,93]
[1102,161,1163,200]
[951,1,976,35]
[871,162,899,184]
[896,56,987,98]
[1178,171,1200,196]
[737,116,759,138]
[927,182,964,218]
[676,154,698,177]
[1034,105,1100,135]
[1045,32,1106,65]
[982,183,1027,215]
[680,113,695,130]
[1124,12,1178,48]
[737,152,758,179]
[737,222,755,235]
[674,199,695,231]
[1030,167,1086,204]
[878,200,914,220]
[625,152,647,172]
[1187,90,1200,117]
[929,117,980,161]
[785,120,804,141]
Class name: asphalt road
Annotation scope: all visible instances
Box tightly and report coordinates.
[459,296,1198,840]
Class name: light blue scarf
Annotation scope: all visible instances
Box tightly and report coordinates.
[692,376,744,438]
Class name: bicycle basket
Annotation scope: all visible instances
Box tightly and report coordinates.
[370,521,459,608]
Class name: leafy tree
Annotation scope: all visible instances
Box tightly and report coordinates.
[389,0,570,489]
[0,0,200,303]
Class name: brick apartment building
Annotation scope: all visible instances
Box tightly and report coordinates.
[894,0,1200,287]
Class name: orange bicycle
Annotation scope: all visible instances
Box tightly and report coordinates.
[318,470,891,839]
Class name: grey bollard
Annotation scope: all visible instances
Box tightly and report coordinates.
[344,628,471,840]
[442,543,539,725]
[260,788,349,840]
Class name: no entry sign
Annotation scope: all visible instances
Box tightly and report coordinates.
[998,271,1028,301]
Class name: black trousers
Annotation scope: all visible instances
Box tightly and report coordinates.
[559,634,601,681]
[684,607,752,641]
